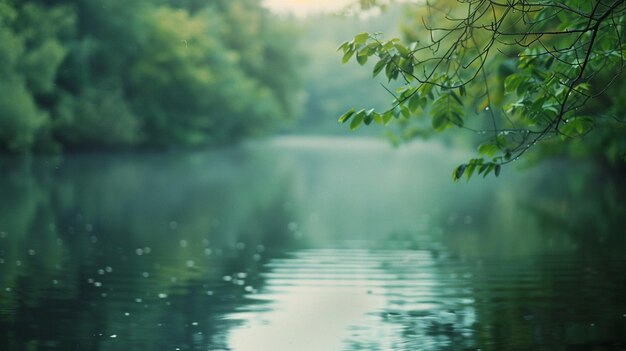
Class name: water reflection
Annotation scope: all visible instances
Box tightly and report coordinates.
[0,137,625,350]
[227,248,473,351]
[0,146,300,351]
[228,250,389,351]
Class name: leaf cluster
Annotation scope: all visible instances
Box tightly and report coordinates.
[340,0,626,180]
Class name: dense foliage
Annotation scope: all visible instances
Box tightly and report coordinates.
[0,0,300,153]
[340,0,626,179]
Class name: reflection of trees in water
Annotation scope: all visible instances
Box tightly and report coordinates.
[438,161,626,350]
[439,160,626,260]
[518,161,626,257]
[2,145,626,350]
[342,160,626,350]
[0,150,304,350]
[466,255,626,350]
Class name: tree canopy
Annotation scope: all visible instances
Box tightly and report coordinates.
[0,0,300,153]
[339,0,626,180]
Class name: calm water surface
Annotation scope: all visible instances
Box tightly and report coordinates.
[1,137,625,350]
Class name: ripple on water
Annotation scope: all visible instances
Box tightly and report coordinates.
[225,248,626,351]
[226,248,478,351]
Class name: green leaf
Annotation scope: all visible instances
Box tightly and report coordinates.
[337,41,350,52]
[372,59,387,77]
[431,112,447,130]
[542,104,560,119]
[460,158,484,181]
[574,83,591,92]
[364,108,375,125]
[478,163,489,175]
[561,116,594,138]
[478,142,499,157]
[356,53,368,65]
[350,110,365,130]
[408,93,421,113]
[341,47,355,64]
[495,164,501,177]
[482,163,495,178]
[366,41,380,50]
[358,46,375,57]
[396,85,409,95]
[419,97,428,109]
[419,83,434,98]
[354,32,369,45]
[394,43,410,57]
[504,74,523,93]
[400,105,410,118]
[529,96,547,115]
[430,93,464,130]
[373,112,383,124]
[338,108,356,123]
[450,91,463,106]
[452,164,466,181]
[517,78,534,97]
[382,110,393,124]
[400,58,414,75]
[392,105,401,118]
[385,57,400,81]
[465,162,477,181]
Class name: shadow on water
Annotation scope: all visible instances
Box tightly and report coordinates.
[0,136,625,350]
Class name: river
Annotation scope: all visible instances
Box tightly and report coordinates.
[1,136,625,350]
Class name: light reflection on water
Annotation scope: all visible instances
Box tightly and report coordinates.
[227,248,469,351]
[226,244,626,351]
[0,136,625,350]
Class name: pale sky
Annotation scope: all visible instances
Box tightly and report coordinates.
[262,0,355,17]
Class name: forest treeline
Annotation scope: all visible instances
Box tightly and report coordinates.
[0,0,300,153]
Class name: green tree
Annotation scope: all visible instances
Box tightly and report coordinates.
[128,2,300,146]
[1,0,301,153]
[0,1,73,152]
[340,0,626,179]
